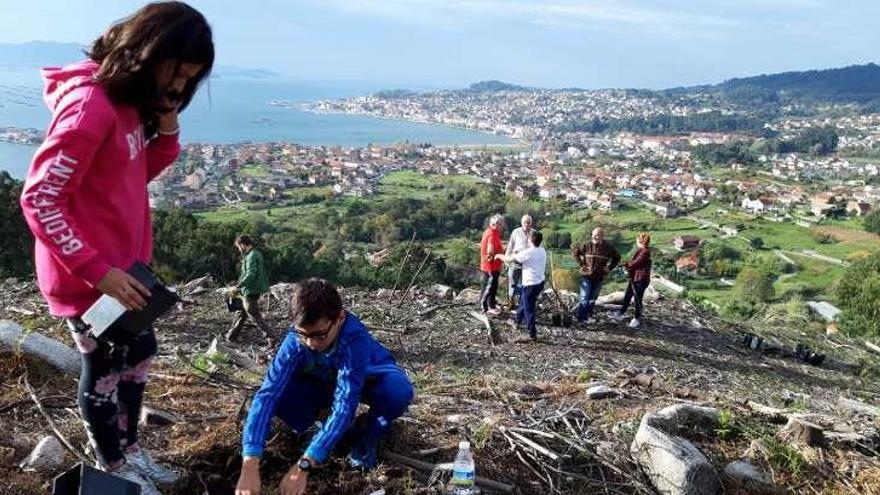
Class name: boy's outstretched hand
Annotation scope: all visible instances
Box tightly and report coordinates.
[235,457,261,495]
[279,464,308,495]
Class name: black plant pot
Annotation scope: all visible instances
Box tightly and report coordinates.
[53,463,141,495]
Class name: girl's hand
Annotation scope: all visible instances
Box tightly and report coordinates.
[95,267,151,310]
[157,107,179,134]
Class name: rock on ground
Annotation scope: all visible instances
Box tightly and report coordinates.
[207,337,260,372]
[838,397,880,418]
[19,436,66,472]
[630,403,722,495]
[586,385,618,400]
[454,288,482,305]
[432,284,454,300]
[140,406,182,427]
[722,460,780,495]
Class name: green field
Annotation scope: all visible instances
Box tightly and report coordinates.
[378,170,484,199]
[553,199,876,306]
[195,168,874,308]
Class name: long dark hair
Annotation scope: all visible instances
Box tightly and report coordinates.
[88,2,214,135]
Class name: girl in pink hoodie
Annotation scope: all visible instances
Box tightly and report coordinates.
[19,3,213,492]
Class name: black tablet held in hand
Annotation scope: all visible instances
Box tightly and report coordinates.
[82,262,180,343]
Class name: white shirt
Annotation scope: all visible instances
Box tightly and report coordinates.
[513,246,547,286]
[506,227,532,256]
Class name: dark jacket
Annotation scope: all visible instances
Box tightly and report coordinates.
[625,247,652,282]
[571,240,621,281]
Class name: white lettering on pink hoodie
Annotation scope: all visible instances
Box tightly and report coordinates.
[20,60,180,317]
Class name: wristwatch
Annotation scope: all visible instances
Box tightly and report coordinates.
[297,457,313,472]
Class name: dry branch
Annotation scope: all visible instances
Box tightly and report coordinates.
[22,375,89,463]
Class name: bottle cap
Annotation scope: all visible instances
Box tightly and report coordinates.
[459,441,470,450]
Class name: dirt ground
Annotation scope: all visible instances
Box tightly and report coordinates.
[1,278,879,494]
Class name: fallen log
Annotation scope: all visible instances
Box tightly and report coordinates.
[384,451,515,493]
[5,306,36,316]
[0,321,80,375]
[745,401,788,424]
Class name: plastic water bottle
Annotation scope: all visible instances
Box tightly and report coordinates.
[450,441,476,494]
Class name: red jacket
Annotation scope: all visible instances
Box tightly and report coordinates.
[480,228,503,272]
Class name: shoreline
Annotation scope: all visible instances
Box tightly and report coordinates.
[298,105,531,147]
[0,117,527,149]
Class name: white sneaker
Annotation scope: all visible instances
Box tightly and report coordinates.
[628,318,641,329]
[111,464,163,495]
[127,448,179,485]
[486,308,501,316]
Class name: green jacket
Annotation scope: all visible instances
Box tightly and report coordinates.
[238,249,270,296]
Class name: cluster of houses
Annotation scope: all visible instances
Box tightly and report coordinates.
[738,186,876,220]
[306,87,701,142]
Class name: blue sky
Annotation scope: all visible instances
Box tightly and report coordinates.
[1,0,877,89]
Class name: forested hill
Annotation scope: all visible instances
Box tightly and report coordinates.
[676,63,880,104]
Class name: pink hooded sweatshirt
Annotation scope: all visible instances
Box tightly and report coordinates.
[20,60,180,317]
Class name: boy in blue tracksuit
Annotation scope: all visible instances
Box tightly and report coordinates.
[235,278,414,495]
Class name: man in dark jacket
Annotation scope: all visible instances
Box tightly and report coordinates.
[227,235,271,342]
[571,228,620,322]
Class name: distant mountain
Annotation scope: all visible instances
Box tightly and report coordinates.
[212,66,280,80]
[467,80,528,92]
[679,63,880,104]
[0,41,84,69]
[0,43,280,80]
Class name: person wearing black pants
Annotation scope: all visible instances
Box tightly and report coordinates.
[480,271,501,313]
[480,214,505,315]
[619,279,649,321]
[66,319,159,471]
[611,232,652,329]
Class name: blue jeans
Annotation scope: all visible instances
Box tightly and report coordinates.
[508,265,523,302]
[275,369,414,441]
[576,277,603,321]
[517,281,544,338]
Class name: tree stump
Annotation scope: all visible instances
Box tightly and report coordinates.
[777,417,825,447]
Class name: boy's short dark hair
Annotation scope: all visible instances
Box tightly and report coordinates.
[530,230,543,247]
[289,278,343,326]
[235,235,253,247]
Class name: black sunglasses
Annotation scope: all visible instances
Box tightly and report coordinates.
[291,320,334,340]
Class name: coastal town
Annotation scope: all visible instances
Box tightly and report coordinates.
[142,135,877,225]
[3,84,879,229]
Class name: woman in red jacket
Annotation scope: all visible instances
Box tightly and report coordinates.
[480,214,505,315]
[611,232,652,329]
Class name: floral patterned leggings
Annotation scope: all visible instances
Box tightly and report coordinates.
[66,318,157,468]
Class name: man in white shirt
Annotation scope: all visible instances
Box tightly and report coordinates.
[504,214,534,310]
[496,230,546,342]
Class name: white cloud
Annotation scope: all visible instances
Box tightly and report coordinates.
[311,0,744,37]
